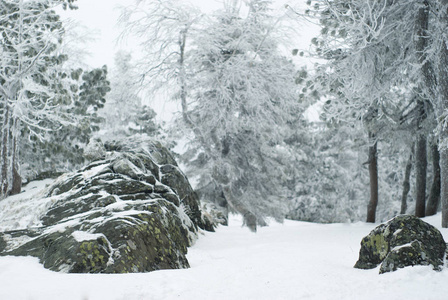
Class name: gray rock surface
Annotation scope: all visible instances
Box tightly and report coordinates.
[354,215,446,274]
[0,140,214,273]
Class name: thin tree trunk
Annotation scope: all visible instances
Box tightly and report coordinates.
[10,120,21,196]
[221,184,257,232]
[413,0,432,218]
[438,0,448,228]
[442,148,448,227]
[1,105,10,198]
[401,150,413,214]
[366,132,378,223]
[415,133,427,217]
[426,142,441,216]
[416,0,434,92]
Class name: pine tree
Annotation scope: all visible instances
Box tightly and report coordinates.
[180,0,300,229]
[21,66,111,180]
[100,51,159,141]
[305,0,440,222]
[120,0,301,229]
[0,0,77,197]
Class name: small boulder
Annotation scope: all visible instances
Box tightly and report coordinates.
[354,215,446,274]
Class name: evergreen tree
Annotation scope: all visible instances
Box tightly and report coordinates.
[0,0,78,197]
[131,105,159,136]
[304,0,439,222]
[20,66,111,180]
[100,51,159,141]
[121,0,301,229]
[180,0,300,230]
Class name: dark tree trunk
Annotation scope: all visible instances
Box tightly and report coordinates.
[426,142,441,216]
[415,133,427,217]
[401,150,413,214]
[221,184,258,232]
[438,0,448,228]
[416,0,434,92]
[1,105,10,198]
[413,0,432,218]
[11,164,21,195]
[442,148,448,228]
[366,133,378,223]
[10,130,21,196]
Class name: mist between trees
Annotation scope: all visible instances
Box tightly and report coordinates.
[2,0,448,230]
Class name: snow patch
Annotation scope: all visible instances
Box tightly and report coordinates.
[1,234,35,252]
[1,214,448,300]
[393,228,402,236]
[72,231,104,242]
[391,242,414,252]
[0,179,55,231]
[81,163,109,179]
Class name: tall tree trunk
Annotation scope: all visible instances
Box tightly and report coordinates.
[414,2,431,218]
[426,142,441,216]
[401,150,413,214]
[438,0,448,228]
[10,119,21,196]
[366,132,378,223]
[442,148,448,227]
[1,105,10,198]
[416,0,434,92]
[415,133,427,217]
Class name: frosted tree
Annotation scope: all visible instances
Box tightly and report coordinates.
[290,71,409,223]
[100,51,159,141]
[13,64,111,182]
[120,0,301,230]
[119,0,202,101]
[180,0,300,230]
[0,0,78,197]
[305,0,441,222]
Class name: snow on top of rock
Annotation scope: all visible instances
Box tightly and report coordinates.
[1,234,35,252]
[81,163,110,179]
[391,242,414,252]
[72,231,105,242]
[393,228,403,236]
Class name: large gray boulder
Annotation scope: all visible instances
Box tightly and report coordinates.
[354,215,446,274]
[0,140,214,273]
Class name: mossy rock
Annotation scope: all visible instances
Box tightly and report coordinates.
[354,224,389,269]
[354,215,446,273]
[0,140,215,273]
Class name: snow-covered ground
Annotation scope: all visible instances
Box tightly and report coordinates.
[1,181,448,300]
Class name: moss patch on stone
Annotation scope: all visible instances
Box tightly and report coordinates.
[354,215,446,274]
[0,141,214,273]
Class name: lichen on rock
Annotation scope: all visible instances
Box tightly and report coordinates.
[354,215,446,274]
[0,140,215,273]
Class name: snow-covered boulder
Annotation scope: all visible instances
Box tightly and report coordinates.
[0,141,213,273]
[354,215,446,274]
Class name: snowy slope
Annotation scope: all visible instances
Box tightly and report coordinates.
[1,181,448,300]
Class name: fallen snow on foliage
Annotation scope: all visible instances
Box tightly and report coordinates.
[1,181,448,299]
